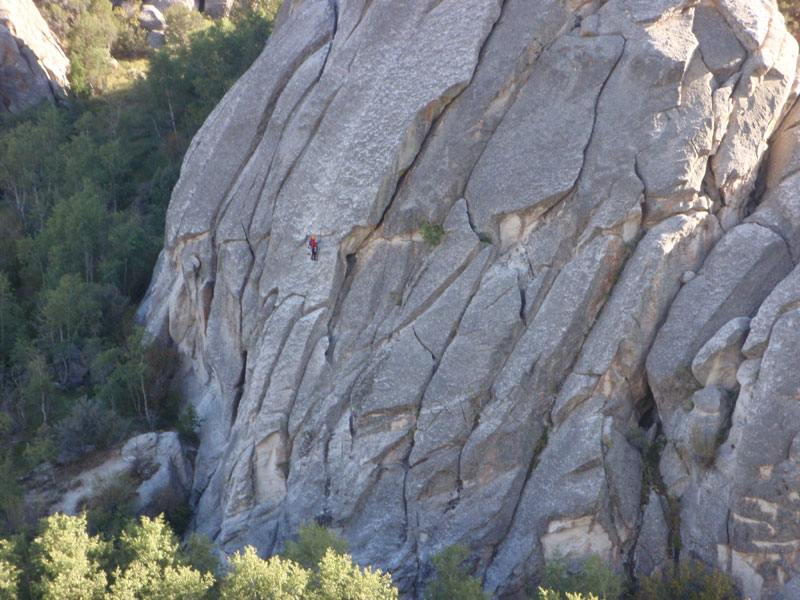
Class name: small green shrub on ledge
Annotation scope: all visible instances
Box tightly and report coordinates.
[420,221,444,246]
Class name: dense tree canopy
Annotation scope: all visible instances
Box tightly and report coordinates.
[0,0,276,538]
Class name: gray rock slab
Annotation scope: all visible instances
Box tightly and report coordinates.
[711,22,797,218]
[749,170,800,262]
[743,264,800,358]
[692,1,746,82]
[573,212,720,395]
[165,0,336,248]
[382,0,577,238]
[691,317,750,389]
[148,0,193,15]
[714,0,773,52]
[465,34,624,232]
[646,223,792,435]
[138,4,165,31]
[492,234,625,403]
[634,492,669,576]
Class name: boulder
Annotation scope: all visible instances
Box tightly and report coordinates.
[139,4,166,31]
[148,0,193,16]
[43,432,193,518]
[691,317,750,389]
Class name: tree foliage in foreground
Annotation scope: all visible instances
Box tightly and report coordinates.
[1,514,399,600]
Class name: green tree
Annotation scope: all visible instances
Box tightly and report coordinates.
[164,5,208,47]
[97,327,164,428]
[109,515,214,600]
[40,183,109,284]
[0,271,23,364]
[423,544,490,600]
[0,538,21,600]
[112,6,150,59]
[18,347,57,427]
[635,560,739,600]
[101,212,160,298]
[40,274,102,345]
[538,591,599,600]
[183,533,220,579]
[282,522,348,571]
[221,546,310,600]
[0,107,67,235]
[30,513,107,600]
[313,548,398,600]
[68,0,119,95]
[539,554,623,600]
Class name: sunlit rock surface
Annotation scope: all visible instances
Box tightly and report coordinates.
[145,0,800,597]
[0,0,68,115]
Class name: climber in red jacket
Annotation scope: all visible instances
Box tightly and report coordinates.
[309,235,318,261]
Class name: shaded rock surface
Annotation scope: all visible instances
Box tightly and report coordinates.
[144,0,800,598]
[0,0,68,115]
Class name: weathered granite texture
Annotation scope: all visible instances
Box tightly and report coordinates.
[145,0,800,597]
[0,0,68,116]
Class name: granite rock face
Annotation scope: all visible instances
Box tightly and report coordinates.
[145,0,800,597]
[0,0,68,116]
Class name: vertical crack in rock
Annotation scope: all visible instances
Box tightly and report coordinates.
[346,0,373,43]
[320,0,338,74]
[325,253,357,364]
[230,350,248,426]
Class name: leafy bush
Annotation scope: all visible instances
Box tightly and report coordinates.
[540,554,623,600]
[83,472,139,537]
[183,532,219,578]
[112,6,151,60]
[424,544,491,600]
[177,402,202,444]
[0,538,21,600]
[55,396,127,462]
[110,515,215,599]
[420,221,444,246]
[635,559,739,600]
[315,548,398,600]
[68,0,119,96]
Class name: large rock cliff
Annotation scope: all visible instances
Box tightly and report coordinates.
[0,0,68,116]
[144,0,800,597]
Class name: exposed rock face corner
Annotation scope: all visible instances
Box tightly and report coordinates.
[0,0,69,116]
[144,0,800,598]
